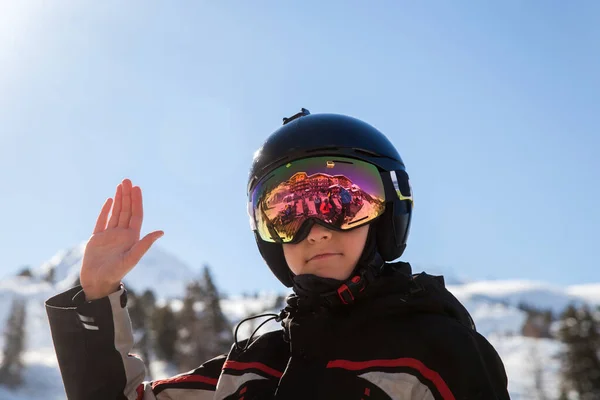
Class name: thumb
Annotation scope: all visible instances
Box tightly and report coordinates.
[124,231,164,267]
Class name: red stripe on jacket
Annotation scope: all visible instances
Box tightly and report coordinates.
[327,358,455,400]
[150,374,219,390]
[223,360,283,379]
[136,384,144,400]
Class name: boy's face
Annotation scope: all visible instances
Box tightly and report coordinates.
[282,224,370,280]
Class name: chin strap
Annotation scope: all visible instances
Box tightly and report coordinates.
[335,252,385,305]
[333,265,375,305]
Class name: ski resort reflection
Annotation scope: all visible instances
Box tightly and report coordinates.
[257,170,385,242]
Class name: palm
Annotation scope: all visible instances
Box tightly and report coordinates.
[80,179,163,300]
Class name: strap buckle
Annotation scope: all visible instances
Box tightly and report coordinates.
[336,275,366,305]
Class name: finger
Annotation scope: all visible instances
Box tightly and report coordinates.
[93,198,113,234]
[107,184,123,229]
[129,186,144,233]
[118,179,133,229]
[123,231,164,267]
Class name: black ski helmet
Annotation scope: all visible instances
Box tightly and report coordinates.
[247,108,413,287]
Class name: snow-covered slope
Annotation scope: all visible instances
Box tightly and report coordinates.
[446,279,597,315]
[566,283,600,305]
[488,335,563,399]
[0,246,597,399]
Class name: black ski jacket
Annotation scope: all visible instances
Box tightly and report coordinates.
[45,262,510,399]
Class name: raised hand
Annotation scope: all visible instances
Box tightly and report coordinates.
[80,179,164,301]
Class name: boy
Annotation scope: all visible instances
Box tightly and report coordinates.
[46,109,510,399]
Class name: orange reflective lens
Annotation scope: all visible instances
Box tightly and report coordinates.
[249,157,386,243]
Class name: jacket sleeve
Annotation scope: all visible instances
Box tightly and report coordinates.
[45,285,225,400]
[469,332,510,400]
[382,315,511,400]
[419,325,511,400]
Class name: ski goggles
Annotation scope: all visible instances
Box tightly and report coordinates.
[248,156,407,243]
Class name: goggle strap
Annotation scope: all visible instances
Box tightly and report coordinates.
[393,170,413,201]
[381,170,413,203]
[380,171,398,203]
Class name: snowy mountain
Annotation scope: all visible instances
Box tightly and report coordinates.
[34,241,198,299]
[566,283,600,305]
[0,244,598,399]
[448,280,598,315]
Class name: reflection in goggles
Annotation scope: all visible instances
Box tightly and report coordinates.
[253,159,386,243]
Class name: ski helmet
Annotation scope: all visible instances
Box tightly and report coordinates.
[247,108,413,287]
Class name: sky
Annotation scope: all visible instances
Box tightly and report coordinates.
[1,0,598,295]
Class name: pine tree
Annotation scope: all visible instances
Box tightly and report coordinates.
[0,298,27,388]
[558,304,600,399]
[127,288,144,331]
[186,280,204,303]
[200,265,232,354]
[16,266,32,278]
[520,304,553,339]
[141,290,156,311]
[127,288,157,378]
[139,289,157,376]
[274,294,287,310]
[529,340,548,400]
[557,388,570,400]
[43,267,56,284]
[174,268,233,371]
[152,304,178,362]
[175,289,204,372]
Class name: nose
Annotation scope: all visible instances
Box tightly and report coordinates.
[307,224,332,244]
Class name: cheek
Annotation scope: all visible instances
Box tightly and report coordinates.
[345,226,370,261]
[282,244,304,275]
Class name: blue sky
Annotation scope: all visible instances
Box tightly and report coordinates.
[1,1,598,295]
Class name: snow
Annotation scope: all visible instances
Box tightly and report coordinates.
[566,284,600,306]
[447,280,590,314]
[0,352,65,400]
[463,299,527,337]
[0,246,597,399]
[220,292,287,341]
[148,359,179,382]
[37,242,87,292]
[488,335,563,400]
[0,278,67,399]
[221,292,283,321]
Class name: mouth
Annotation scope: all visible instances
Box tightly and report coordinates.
[307,253,342,262]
